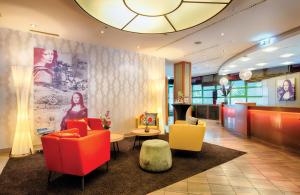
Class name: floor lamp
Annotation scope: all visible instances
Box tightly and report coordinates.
[10,65,34,157]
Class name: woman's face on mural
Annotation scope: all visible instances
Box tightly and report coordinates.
[73,94,80,104]
[42,49,54,64]
[283,81,289,92]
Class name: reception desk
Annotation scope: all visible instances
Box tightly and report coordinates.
[222,104,300,151]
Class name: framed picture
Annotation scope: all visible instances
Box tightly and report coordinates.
[277,78,296,101]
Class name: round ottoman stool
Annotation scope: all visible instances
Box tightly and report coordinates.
[139,139,172,172]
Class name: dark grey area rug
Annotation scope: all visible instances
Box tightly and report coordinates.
[0,135,245,194]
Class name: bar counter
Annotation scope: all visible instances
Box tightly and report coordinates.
[222,104,300,151]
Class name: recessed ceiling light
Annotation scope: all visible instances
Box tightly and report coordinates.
[221,32,225,36]
[281,61,294,65]
[30,24,38,28]
[280,53,294,58]
[137,45,140,49]
[240,57,250,62]
[100,30,105,34]
[256,62,267,66]
[228,64,236,68]
[194,41,202,45]
[262,46,278,52]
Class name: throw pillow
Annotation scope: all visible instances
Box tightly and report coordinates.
[145,113,157,126]
[187,116,198,125]
[79,118,92,130]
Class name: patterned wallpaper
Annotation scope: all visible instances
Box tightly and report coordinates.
[0,28,166,149]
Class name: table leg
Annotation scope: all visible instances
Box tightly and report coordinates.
[112,142,116,159]
[132,136,137,150]
[116,142,120,152]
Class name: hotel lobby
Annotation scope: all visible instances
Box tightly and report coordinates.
[0,0,300,194]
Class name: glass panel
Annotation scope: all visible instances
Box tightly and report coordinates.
[125,15,174,33]
[247,97,264,105]
[192,91,202,97]
[231,80,245,88]
[247,82,262,87]
[203,98,213,104]
[125,0,182,16]
[230,88,246,97]
[203,90,213,97]
[192,98,202,104]
[203,86,215,90]
[230,98,246,104]
[217,89,224,97]
[192,84,202,91]
[217,98,225,104]
[75,0,135,29]
[247,88,263,97]
[168,3,226,31]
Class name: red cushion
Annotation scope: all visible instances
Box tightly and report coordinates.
[50,132,80,138]
[66,120,88,137]
[87,118,104,130]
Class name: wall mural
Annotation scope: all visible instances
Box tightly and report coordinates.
[277,78,296,101]
[33,48,88,131]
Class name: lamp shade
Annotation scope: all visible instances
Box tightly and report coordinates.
[75,0,232,33]
[219,77,229,86]
[239,70,252,81]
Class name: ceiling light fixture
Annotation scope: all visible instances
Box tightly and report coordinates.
[239,70,252,81]
[256,62,267,66]
[228,64,236,68]
[281,61,294,65]
[219,77,229,86]
[240,57,250,62]
[75,0,232,34]
[100,30,105,34]
[262,46,278,52]
[280,53,294,58]
[221,32,225,36]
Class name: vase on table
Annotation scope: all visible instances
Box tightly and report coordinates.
[144,124,149,133]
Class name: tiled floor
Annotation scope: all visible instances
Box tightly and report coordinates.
[149,120,300,195]
[0,120,299,195]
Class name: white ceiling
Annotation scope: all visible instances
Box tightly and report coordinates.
[219,33,300,75]
[1,0,300,76]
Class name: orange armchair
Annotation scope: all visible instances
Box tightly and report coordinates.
[41,128,110,191]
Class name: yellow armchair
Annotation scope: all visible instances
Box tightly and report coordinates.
[169,121,206,152]
[136,114,159,130]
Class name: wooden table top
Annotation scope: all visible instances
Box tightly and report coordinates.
[110,133,124,143]
[131,129,161,136]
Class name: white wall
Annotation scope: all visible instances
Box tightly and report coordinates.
[0,28,166,149]
[262,72,300,107]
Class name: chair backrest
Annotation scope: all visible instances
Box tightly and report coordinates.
[66,120,88,136]
[169,122,206,151]
[87,118,104,130]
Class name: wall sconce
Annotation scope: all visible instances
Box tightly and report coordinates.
[10,65,34,157]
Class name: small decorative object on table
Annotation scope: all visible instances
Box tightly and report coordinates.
[143,112,153,133]
[100,111,111,129]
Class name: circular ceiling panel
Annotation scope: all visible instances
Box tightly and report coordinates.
[75,0,232,34]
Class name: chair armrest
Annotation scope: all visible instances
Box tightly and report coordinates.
[169,124,206,151]
[59,131,110,176]
[60,128,79,134]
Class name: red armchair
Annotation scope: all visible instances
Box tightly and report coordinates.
[41,128,110,191]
